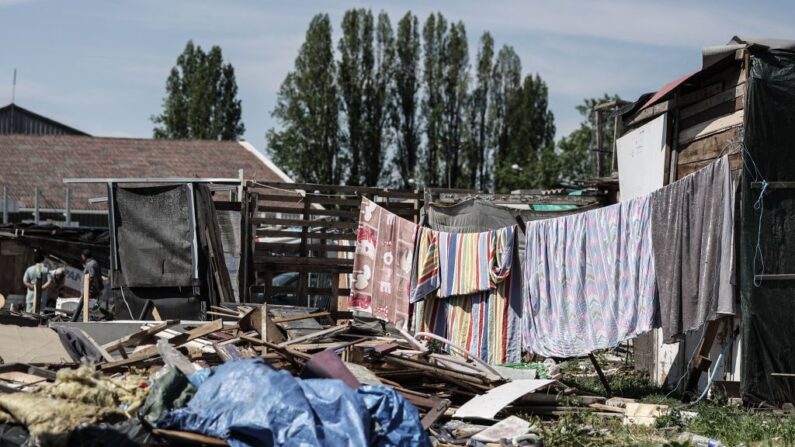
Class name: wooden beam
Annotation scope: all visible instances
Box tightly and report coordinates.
[100,319,224,370]
[278,324,350,347]
[82,273,90,322]
[589,353,612,397]
[680,83,744,120]
[684,318,724,395]
[272,311,331,324]
[678,110,744,145]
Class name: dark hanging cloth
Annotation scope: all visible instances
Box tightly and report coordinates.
[741,50,795,405]
[114,185,196,288]
[650,155,736,342]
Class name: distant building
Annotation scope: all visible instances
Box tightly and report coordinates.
[0,103,89,136]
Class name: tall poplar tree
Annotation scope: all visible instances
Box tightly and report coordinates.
[362,12,395,187]
[489,45,522,191]
[421,12,447,187]
[440,21,469,188]
[338,9,373,185]
[267,14,342,184]
[153,41,244,140]
[391,12,421,189]
[466,32,493,190]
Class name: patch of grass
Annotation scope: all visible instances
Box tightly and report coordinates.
[562,368,666,400]
[534,409,666,447]
[684,403,795,446]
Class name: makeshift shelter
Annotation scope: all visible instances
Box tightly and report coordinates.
[617,36,795,405]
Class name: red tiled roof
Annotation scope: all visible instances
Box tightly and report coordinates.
[0,135,291,211]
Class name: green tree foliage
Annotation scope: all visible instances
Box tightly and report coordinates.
[267,14,342,184]
[268,10,605,192]
[494,74,556,192]
[465,32,494,190]
[362,12,395,187]
[558,94,622,182]
[421,12,447,187]
[440,21,469,188]
[391,12,421,189]
[153,41,244,140]
[338,9,372,185]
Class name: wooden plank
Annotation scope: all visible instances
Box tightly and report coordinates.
[251,217,359,230]
[256,230,357,241]
[100,320,225,370]
[677,152,741,178]
[685,318,723,394]
[677,127,741,165]
[679,96,743,131]
[254,256,354,267]
[678,110,744,145]
[256,243,356,253]
[150,429,228,446]
[265,286,351,296]
[82,273,90,322]
[754,274,795,281]
[680,83,744,120]
[752,182,795,190]
[278,324,350,347]
[625,83,724,129]
[102,320,182,351]
[252,263,354,274]
[258,206,360,219]
[250,181,423,199]
[272,311,330,324]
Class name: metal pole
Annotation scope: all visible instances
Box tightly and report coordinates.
[65,188,72,226]
[34,186,40,225]
[2,185,7,224]
[237,169,244,203]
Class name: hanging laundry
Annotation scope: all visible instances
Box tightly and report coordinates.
[524,195,656,358]
[411,226,521,364]
[348,198,418,326]
[651,155,736,342]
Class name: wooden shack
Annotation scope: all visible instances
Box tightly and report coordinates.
[619,37,795,404]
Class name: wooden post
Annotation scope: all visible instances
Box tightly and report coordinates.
[261,302,269,354]
[684,318,723,396]
[2,185,8,224]
[82,273,90,322]
[589,353,612,397]
[32,277,42,314]
[595,109,603,177]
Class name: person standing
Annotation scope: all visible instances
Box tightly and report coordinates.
[81,249,103,300]
[22,253,52,313]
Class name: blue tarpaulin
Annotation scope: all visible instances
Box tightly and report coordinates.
[156,359,430,447]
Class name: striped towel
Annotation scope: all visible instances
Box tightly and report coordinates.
[411,225,521,364]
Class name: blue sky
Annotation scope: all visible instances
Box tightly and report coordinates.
[1,0,793,151]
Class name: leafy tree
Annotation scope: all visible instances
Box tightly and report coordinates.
[421,12,447,187]
[494,74,556,192]
[153,41,244,140]
[391,12,421,189]
[440,21,469,188]
[558,94,622,182]
[267,14,342,184]
[466,32,494,190]
[488,45,522,191]
[338,9,373,185]
[361,12,395,187]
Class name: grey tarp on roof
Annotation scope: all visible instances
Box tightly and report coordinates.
[703,36,795,69]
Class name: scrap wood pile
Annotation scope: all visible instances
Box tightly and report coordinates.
[0,303,627,446]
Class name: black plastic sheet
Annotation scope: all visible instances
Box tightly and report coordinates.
[741,50,795,405]
[114,185,195,288]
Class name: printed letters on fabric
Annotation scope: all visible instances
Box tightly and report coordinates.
[348,198,418,326]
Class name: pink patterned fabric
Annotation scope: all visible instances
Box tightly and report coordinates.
[524,194,656,358]
[348,198,418,326]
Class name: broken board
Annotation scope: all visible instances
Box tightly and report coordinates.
[454,379,556,420]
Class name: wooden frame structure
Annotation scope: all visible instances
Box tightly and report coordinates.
[239,182,425,312]
[623,47,749,392]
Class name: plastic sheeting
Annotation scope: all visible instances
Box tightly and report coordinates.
[741,50,795,405]
[157,359,430,447]
[114,185,195,288]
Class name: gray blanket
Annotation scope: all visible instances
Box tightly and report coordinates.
[651,155,736,342]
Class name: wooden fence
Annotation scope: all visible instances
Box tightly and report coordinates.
[239,181,424,311]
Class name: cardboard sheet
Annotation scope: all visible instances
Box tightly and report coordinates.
[0,325,72,364]
[454,379,555,420]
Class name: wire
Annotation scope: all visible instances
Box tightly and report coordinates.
[742,145,769,287]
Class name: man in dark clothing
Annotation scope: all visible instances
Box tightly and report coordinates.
[81,249,103,300]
